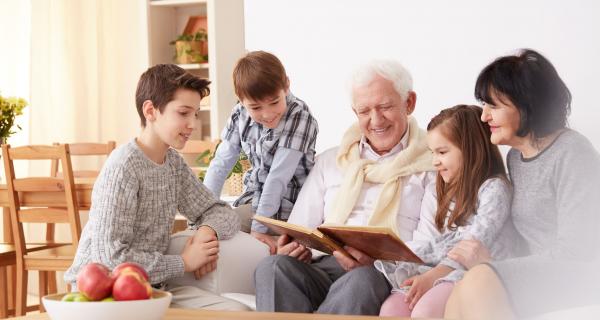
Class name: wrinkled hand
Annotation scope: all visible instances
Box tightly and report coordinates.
[332,246,374,271]
[251,231,277,255]
[276,235,312,263]
[447,239,492,269]
[402,273,436,310]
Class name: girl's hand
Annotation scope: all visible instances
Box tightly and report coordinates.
[402,273,436,310]
[448,239,492,269]
[251,231,277,254]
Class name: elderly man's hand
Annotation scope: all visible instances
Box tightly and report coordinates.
[276,234,312,263]
[332,246,374,271]
[251,231,277,255]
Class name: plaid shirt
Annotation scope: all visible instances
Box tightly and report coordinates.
[223,92,318,222]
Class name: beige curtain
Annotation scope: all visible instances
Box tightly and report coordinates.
[26,0,150,293]
[29,0,149,172]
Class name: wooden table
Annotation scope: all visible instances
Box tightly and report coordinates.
[9,308,411,319]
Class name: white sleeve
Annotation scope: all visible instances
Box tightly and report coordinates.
[410,171,440,249]
[287,154,327,229]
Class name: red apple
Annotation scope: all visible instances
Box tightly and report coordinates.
[112,269,152,301]
[76,263,114,301]
[112,262,149,281]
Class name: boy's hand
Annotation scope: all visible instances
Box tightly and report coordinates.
[181,236,219,273]
[193,225,218,243]
[251,231,277,255]
[194,260,217,279]
[332,246,374,271]
[276,235,312,263]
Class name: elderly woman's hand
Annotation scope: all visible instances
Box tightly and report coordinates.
[447,239,492,269]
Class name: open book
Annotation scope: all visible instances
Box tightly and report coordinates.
[253,215,423,263]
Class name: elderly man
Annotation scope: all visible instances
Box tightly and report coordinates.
[254,60,438,315]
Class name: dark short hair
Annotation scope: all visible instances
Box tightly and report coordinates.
[233,51,288,102]
[135,64,210,127]
[475,49,571,140]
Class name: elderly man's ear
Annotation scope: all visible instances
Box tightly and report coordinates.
[406,91,417,115]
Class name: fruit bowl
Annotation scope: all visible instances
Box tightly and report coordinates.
[42,289,172,320]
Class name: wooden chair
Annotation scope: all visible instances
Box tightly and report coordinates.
[44,141,115,295]
[1,243,53,317]
[50,141,116,179]
[2,144,83,316]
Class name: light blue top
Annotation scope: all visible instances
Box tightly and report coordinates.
[204,140,303,232]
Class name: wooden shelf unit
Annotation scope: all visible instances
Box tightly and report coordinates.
[146,0,245,141]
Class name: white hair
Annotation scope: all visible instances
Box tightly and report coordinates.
[350,59,413,100]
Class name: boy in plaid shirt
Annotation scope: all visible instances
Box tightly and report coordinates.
[204,51,318,253]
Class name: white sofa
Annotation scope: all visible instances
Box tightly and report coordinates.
[528,305,600,320]
[165,230,269,310]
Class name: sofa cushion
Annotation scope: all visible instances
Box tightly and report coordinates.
[165,230,269,295]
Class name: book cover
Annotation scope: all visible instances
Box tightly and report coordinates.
[253,216,422,263]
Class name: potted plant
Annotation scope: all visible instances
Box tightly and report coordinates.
[170,30,208,64]
[0,93,28,145]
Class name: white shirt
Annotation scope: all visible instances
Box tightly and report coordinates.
[288,131,439,243]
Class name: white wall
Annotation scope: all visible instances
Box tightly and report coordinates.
[245,0,600,153]
[0,0,30,149]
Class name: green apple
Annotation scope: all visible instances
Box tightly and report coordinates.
[61,292,89,302]
[101,296,115,302]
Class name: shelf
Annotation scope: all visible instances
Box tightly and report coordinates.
[150,0,206,7]
[178,63,209,70]
[146,0,245,140]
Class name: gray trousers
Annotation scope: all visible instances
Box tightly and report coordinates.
[254,255,391,315]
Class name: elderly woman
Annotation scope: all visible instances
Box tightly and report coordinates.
[444,49,600,319]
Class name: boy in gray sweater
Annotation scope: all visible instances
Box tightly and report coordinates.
[64,64,247,310]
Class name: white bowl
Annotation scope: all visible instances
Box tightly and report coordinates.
[42,290,172,320]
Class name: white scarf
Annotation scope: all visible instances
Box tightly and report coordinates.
[325,116,434,235]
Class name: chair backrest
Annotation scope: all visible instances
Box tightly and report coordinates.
[1,144,82,261]
[50,141,116,178]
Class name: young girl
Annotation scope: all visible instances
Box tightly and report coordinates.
[375,104,515,318]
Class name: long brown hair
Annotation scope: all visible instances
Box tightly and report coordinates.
[427,105,506,231]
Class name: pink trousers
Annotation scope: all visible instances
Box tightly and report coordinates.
[379,282,455,318]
